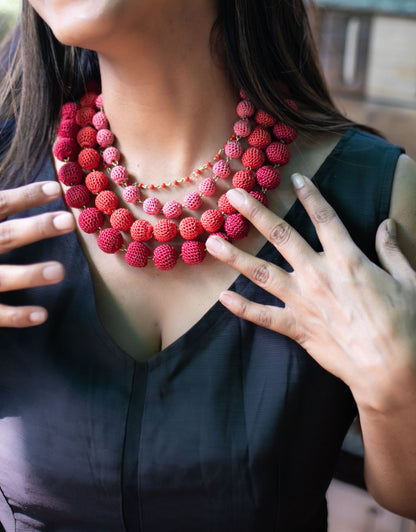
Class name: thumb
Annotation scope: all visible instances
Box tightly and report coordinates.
[376,219,415,282]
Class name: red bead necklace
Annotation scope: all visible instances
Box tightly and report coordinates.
[54,90,298,270]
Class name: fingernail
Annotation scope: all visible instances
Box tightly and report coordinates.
[42,182,61,197]
[226,188,245,206]
[206,235,225,255]
[30,310,47,323]
[291,173,306,189]
[53,212,75,231]
[387,219,396,238]
[43,264,64,281]
[219,291,233,307]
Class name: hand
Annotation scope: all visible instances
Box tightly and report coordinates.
[206,175,416,410]
[0,181,76,328]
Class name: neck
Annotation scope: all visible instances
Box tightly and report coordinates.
[95,3,238,184]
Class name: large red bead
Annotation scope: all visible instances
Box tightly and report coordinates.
[178,217,204,240]
[61,102,79,120]
[232,169,256,191]
[80,92,98,108]
[249,190,269,207]
[130,219,153,242]
[273,123,298,144]
[241,147,265,170]
[265,142,290,166]
[181,240,206,265]
[125,241,150,267]
[247,126,272,150]
[75,106,96,127]
[78,148,100,171]
[76,126,97,148]
[53,138,79,162]
[217,193,237,215]
[95,190,119,214]
[236,99,255,118]
[255,109,277,127]
[110,208,134,231]
[97,228,123,254]
[224,213,250,240]
[200,209,224,233]
[57,119,79,139]
[65,185,91,208]
[58,162,84,186]
[85,171,108,194]
[256,165,281,190]
[78,207,104,233]
[153,219,177,242]
[153,244,178,271]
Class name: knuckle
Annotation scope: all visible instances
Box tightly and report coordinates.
[252,262,271,285]
[0,190,10,220]
[0,222,13,249]
[269,222,292,247]
[313,206,336,224]
[256,308,272,329]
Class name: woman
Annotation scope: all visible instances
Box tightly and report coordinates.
[0,0,415,530]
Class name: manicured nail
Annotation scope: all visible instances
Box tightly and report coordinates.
[226,188,245,206]
[219,291,233,307]
[387,219,396,238]
[53,212,75,231]
[42,182,61,197]
[206,235,225,255]
[291,173,306,189]
[43,264,64,281]
[30,310,47,323]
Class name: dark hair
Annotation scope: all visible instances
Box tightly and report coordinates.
[0,0,362,188]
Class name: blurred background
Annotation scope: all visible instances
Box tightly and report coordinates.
[0,0,415,531]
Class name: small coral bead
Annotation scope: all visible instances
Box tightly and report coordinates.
[64,185,91,208]
[78,207,105,233]
[162,200,183,219]
[125,241,150,268]
[273,123,298,144]
[217,193,237,215]
[183,192,202,210]
[53,138,79,162]
[78,148,100,171]
[153,219,178,242]
[256,165,281,189]
[85,171,108,194]
[97,228,123,254]
[130,219,153,242]
[225,213,250,240]
[76,126,97,148]
[57,119,79,139]
[153,244,178,271]
[198,177,217,197]
[122,185,140,203]
[110,165,129,185]
[181,240,206,265]
[233,119,252,138]
[232,169,256,191]
[102,146,120,165]
[178,217,204,240]
[224,140,243,159]
[241,147,265,170]
[76,107,96,127]
[97,129,114,148]
[265,142,290,166]
[142,197,162,215]
[212,160,231,179]
[58,162,84,186]
[95,190,119,214]
[248,126,272,150]
[92,111,108,130]
[200,209,224,233]
[236,99,255,118]
[110,208,134,231]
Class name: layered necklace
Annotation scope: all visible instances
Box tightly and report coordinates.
[54,89,298,270]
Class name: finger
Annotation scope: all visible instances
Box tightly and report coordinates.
[0,261,65,292]
[0,181,62,221]
[0,303,48,328]
[376,219,416,282]
[291,173,359,256]
[225,188,316,267]
[206,234,295,299]
[0,211,75,253]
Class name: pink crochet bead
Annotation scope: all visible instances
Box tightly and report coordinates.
[162,200,183,219]
[183,192,202,210]
[58,162,84,186]
[58,119,79,139]
[236,99,255,118]
[224,213,250,240]
[130,219,153,242]
[217,193,237,215]
[178,217,204,240]
[143,197,162,215]
[232,169,256,191]
[181,240,206,265]
[241,147,265,170]
[153,244,178,271]
[273,123,298,144]
[65,185,91,209]
[224,140,243,159]
[76,126,97,148]
[53,138,79,162]
[85,171,108,194]
[76,107,96,127]
[97,228,123,254]
[78,148,100,171]
[198,177,216,197]
[97,129,114,148]
[78,207,104,234]
[95,94,104,109]
[250,190,269,207]
[266,142,290,166]
[255,110,277,127]
[80,92,98,108]
[125,241,150,268]
[110,165,129,185]
[122,185,140,203]
[233,119,251,138]
[61,102,79,120]
[256,165,281,189]
[110,208,134,231]
[92,111,108,130]
[248,126,272,150]
[212,160,231,179]
[200,209,224,233]
[103,146,120,165]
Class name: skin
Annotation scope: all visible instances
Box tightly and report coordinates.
[2,0,416,520]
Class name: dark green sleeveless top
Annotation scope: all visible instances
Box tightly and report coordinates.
[0,128,404,531]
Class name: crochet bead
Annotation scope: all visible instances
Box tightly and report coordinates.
[125,241,150,268]
[178,217,203,240]
[95,190,119,214]
[250,190,269,207]
[110,165,129,185]
[130,219,153,242]
[57,119,79,139]
[97,228,123,254]
[97,129,114,148]
[122,185,140,203]
[183,192,202,210]
[76,107,96,127]
[266,142,290,166]
[200,209,224,233]
[153,244,178,271]
[233,119,251,138]
[162,200,183,219]
[65,185,91,208]
[61,102,79,120]
[236,99,255,118]
[142,197,162,215]
[102,146,120,165]
[217,193,237,215]
[78,207,105,233]
[212,160,231,179]
[209,232,231,242]
[273,123,298,144]
[248,126,272,150]
[95,94,104,109]
[76,126,97,148]
[255,110,277,127]
[110,208,134,231]
[92,111,108,130]
[53,138,79,162]
[78,148,100,171]
[232,169,256,191]
[58,162,84,186]
[80,92,98,108]
[153,219,177,242]
[241,147,265,170]
[285,99,298,110]
[198,177,216,197]
[224,213,250,240]
[85,171,108,194]
[224,140,243,159]
[181,240,206,265]
[256,165,281,189]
